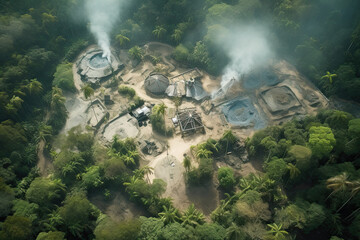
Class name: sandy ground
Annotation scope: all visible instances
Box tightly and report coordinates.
[53,42,329,220]
[103,114,139,141]
[62,92,90,133]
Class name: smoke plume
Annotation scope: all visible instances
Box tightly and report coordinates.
[216,25,273,94]
[85,0,121,62]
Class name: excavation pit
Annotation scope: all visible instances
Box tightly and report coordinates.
[222,98,266,129]
[89,53,110,69]
[243,68,280,90]
[76,47,123,85]
[86,99,109,129]
[260,86,302,115]
[102,114,139,142]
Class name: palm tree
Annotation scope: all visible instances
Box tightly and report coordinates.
[171,29,183,43]
[239,178,251,190]
[155,103,168,120]
[158,205,179,224]
[321,71,337,84]
[37,123,52,143]
[141,165,154,183]
[68,223,83,239]
[128,46,143,61]
[128,150,139,161]
[181,204,204,227]
[27,79,43,96]
[155,103,168,154]
[183,156,191,173]
[172,97,182,112]
[124,176,139,188]
[150,55,161,65]
[152,25,167,39]
[115,34,130,47]
[81,84,98,123]
[123,176,140,198]
[326,172,351,200]
[222,129,237,154]
[287,163,300,179]
[46,210,64,230]
[336,179,360,213]
[267,223,289,240]
[133,169,145,179]
[207,138,220,152]
[62,161,81,177]
[122,154,135,167]
[226,222,245,240]
[196,148,212,159]
[51,87,66,108]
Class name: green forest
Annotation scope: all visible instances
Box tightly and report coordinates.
[0,0,360,240]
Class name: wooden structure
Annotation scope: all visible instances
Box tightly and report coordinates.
[176,108,205,136]
[169,68,202,82]
[166,68,207,101]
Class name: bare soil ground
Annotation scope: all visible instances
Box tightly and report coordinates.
[53,42,329,220]
[89,190,147,221]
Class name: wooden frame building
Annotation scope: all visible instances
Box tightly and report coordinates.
[176,108,205,136]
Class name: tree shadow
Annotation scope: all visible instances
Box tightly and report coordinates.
[185,181,219,215]
[89,188,148,222]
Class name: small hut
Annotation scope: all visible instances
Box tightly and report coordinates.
[176,108,205,136]
[166,68,207,101]
[144,73,169,95]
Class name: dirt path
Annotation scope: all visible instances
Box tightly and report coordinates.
[37,112,54,177]
[37,140,53,176]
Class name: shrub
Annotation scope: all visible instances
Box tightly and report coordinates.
[264,157,287,182]
[217,167,236,192]
[186,158,214,185]
[198,158,214,182]
[118,85,136,98]
[53,62,75,92]
[173,44,190,63]
[128,96,144,111]
[308,126,336,159]
[149,111,173,136]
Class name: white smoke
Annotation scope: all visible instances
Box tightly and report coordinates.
[85,0,122,62]
[215,25,273,95]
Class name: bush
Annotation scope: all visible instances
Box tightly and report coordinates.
[199,158,214,182]
[0,215,32,240]
[36,231,66,240]
[53,62,75,92]
[308,126,336,159]
[264,157,287,182]
[173,44,190,63]
[217,167,236,192]
[128,96,145,112]
[149,111,173,136]
[118,85,136,98]
[288,145,313,172]
[186,158,214,185]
